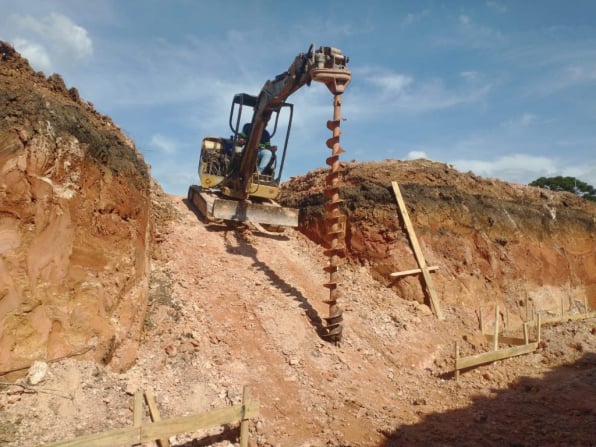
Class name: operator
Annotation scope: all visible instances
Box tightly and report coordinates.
[238,123,276,175]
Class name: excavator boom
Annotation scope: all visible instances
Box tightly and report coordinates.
[232,45,350,199]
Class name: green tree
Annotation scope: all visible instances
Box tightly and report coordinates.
[529,176,596,201]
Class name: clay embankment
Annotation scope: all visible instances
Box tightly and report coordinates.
[0,41,156,374]
[281,159,596,324]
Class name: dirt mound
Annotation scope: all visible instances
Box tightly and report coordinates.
[280,159,596,319]
[0,41,161,375]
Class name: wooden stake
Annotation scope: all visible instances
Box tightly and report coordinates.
[133,392,143,428]
[537,314,542,344]
[390,265,439,277]
[145,388,169,447]
[391,181,444,320]
[560,297,564,317]
[493,305,500,351]
[455,341,460,381]
[523,322,529,345]
[479,307,484,334]
[505,307,510,329]
[239,385,250,447]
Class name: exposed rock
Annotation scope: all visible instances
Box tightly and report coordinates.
[0,41,155,374]
[26,360,48,385]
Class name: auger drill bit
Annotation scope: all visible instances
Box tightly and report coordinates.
[322,104,346,342]
[310,47,351,342]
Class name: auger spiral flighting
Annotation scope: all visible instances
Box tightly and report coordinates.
[311,48,352,342]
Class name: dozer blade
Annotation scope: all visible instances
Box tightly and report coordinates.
[188,185,298,227]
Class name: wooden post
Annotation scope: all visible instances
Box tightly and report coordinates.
[239,385,250,447]
[479,307,484,333]
[133,392,143,428]
[537,314,542,344]
[493,305,500,351]
[145,388,169,447]
[455,341,460,381]
[391,181,444,320]
[390,265,439,277]
[523,322,529,345]
[560,297,564,317]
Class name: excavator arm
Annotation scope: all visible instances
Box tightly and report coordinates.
[231,44,351,199]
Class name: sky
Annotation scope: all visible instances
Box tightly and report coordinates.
[1,0,595,196]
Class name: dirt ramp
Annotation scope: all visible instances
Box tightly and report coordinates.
[0,41,155,374]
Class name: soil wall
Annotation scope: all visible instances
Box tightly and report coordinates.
[280,159,596,324]
[0,42,153,374]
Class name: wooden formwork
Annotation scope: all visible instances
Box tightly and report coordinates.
[43,386,258,447]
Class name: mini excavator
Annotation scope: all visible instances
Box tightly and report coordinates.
[188,44,351,341]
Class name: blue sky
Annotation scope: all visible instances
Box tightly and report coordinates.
[1,0,595,196]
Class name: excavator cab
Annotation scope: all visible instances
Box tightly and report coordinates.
[197,93,293,200]
[190,94,299,228]
[227,93,293,195]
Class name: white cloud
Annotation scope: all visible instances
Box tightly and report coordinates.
[402,10,429,26]
[501,112,537,131]
[434,14,507,49]
[367,73,413,94]
[453,153,559,183]
[9,12,93,72]
[150,134,178,155]
[12,38,52,72]
[352,67,493,116]
[485,1,508,14]
[460,71,479,82]
[561,160,596,187]
[407,151,429,160]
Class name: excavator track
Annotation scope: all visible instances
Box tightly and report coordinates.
[187,185,298,227]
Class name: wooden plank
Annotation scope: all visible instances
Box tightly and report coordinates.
[44,401,259,447]
[540,311,596,325]
[456,342,538,370]
[390,265,438,277]
[391,181,444,320]
[141,401,259,442]
[43,427,140,447]
[133,392,143,428]
[485,334,527,346]
[145,388,169,447]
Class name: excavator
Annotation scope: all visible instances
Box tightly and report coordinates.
[187,44,350,231]
[187,44,351,341]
